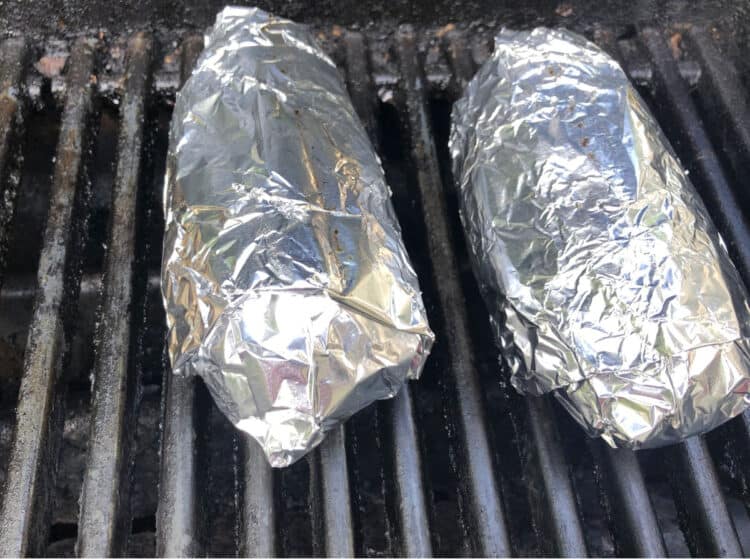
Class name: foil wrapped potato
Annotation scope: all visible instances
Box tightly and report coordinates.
[450,27,750,448]
[162,7,433,466]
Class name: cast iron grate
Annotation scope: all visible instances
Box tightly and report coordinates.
[0,20,749,558]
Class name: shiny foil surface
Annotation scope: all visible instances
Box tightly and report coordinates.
[162,6,433,466]
[450,28,750,448]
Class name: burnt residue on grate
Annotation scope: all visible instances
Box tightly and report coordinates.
[0,19,749,558]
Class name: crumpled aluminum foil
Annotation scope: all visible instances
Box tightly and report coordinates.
[450,27,750,449]
[162,6,433,466]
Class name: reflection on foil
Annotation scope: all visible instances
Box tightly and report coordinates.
[162,7,433,466]
[450,27,750,448]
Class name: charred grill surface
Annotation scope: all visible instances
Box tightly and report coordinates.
[0,18,749,557]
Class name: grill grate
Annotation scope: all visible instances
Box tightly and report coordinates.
[0,21,749,557]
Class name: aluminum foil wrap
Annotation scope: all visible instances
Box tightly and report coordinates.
[450,27,750,448]
[162,7,433,466]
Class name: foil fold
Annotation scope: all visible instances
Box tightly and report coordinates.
[450,27,750,448]
[162,6,433,466]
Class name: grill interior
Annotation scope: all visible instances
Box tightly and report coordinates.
[1,12,750,558]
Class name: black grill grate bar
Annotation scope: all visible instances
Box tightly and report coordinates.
[591,444,668,556]
[239,437,275,556]
[524,398,589,556]
[0,38,28,283]
[394,24,514,558]
[76,31,153,557]
[0,37,96,557]
[313,426,355,557]
[386,387,434,557]
[343,30,434,558]
[158,370,206,556]
[664,437,743,556]
[156,33,205,558]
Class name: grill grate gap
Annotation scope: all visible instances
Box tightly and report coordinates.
[204,402,243,557]
[80,101,117,275]
[553,404,617,557]
[48,522,77,542]
[127,531,156,558]
[63,102,118,389]
[0,85,59,279]
[49,390,91,531]
[131,515,157,535]
[637,451,694,556]
[704,425,750,548]
[0,38,28,288]
[274,453,315,556]
[0,103,61,407]
[128,387,162,535]
[376,94,468,557]
[345,405,393,557]
[706,418,750,519]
